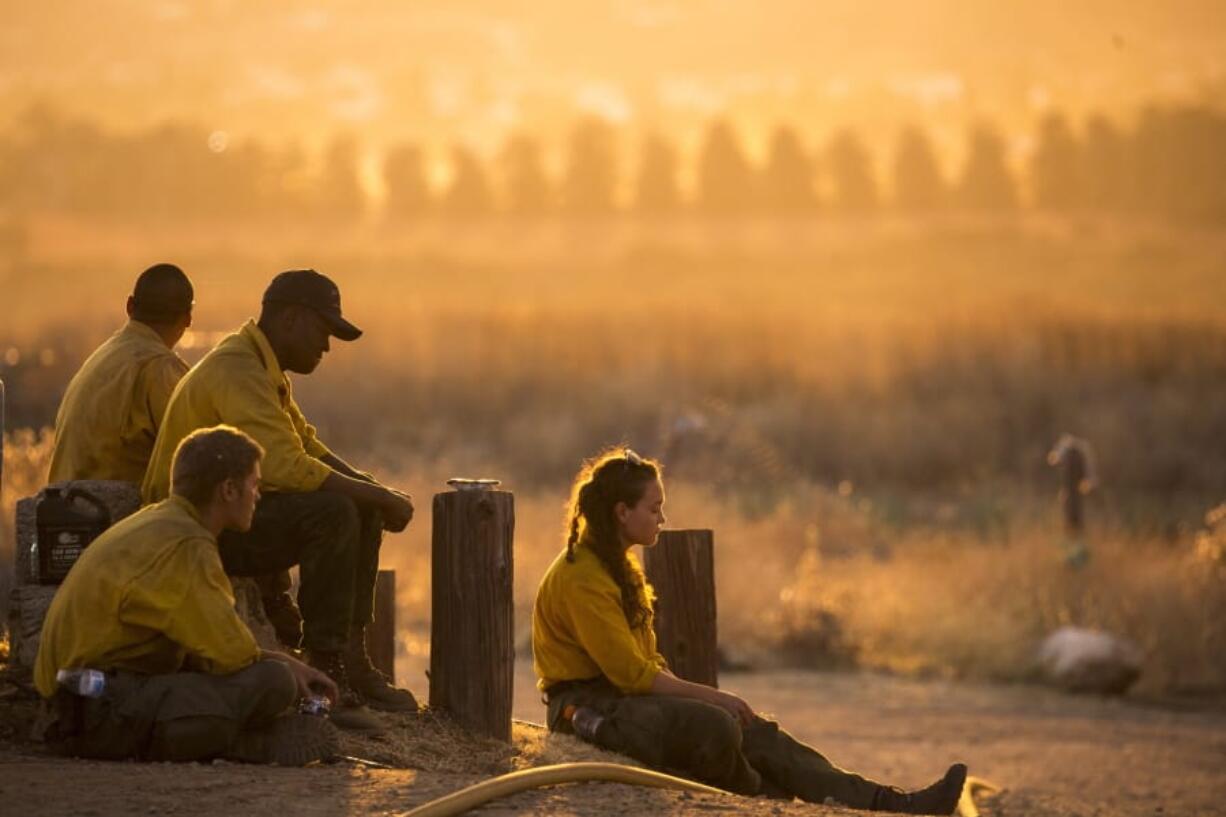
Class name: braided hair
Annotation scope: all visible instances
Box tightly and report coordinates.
[563,447,661,631]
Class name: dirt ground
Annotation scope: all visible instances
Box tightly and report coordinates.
[2,659,1224,817]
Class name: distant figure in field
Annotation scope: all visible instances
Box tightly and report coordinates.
[141,269,416,733]
[533,448,967,814]
[36,425,339,765]
[48,263,193,483]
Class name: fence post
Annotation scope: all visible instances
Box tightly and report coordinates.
[642,529,719,688]
[1,377,5,502]
[429,486,515,740]
[370,569,397,680]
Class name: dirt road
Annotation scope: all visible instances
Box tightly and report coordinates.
[2,663,1223,816]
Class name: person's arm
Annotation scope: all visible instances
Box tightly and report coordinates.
[562,571,757,725]
[128,541,261,676]
[318,471,414,531]
[320,451,373,483]
[649,670,756,726]
[259,649,339,704]
[218,366,334,492]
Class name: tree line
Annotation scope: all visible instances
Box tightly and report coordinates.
[1,101,1224,224]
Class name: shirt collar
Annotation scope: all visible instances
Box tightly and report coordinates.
[240,319,286,383]
[124,319,169,347]
[166,495,214,539]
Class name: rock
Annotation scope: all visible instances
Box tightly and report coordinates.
[231,577,279,651]
[1036,626,1143,694]
[7,585,59,668]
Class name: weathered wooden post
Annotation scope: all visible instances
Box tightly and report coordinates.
[642,528,719,688]
[429,482,514,740]
[370,569,397,680]
[1048,434,1098,536]
[1,377,5,499]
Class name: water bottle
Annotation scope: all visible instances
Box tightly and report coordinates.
[56,668,107,698]
[299,694,331,717]
[29,536,39,583]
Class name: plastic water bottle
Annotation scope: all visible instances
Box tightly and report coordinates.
[56,668,106,698]
[299,694,331,717]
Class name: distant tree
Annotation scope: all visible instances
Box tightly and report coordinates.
[696,118,755,215]
[267,139,317,218]
[560,117,618,216]
[1031,112,1082,210]
[955,122,1018,211]
[499,133,553,215]
[318,135,366,220]
[1159,106,1226,223]
[383,142,433,219]
[890,125,946,211]
[1080,113,1127,212]
[761,125,818,213]
[825,128,878,212]
[439,145,494,217]
[632,131,682,215]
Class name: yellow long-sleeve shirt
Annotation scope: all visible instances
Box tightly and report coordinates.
[142,319,333,502]
[48,321,188,484]
[532,540,668,695]
[34,495,260,698]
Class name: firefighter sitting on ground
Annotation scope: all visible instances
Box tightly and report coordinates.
[35,425,340,765]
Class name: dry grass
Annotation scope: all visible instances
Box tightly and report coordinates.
[3,216,1225,696]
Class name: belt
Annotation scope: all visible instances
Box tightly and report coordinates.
[543,676,603,701]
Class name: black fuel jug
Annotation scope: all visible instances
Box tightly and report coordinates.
[34,487,110,584]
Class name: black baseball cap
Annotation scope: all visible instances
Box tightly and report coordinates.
[262,269,362,341]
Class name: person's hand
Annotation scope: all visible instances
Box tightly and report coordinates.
[707,688,755,726]
[284,654,339,704]
[379,488,414,532]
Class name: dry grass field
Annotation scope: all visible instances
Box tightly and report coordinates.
[3,214,1225,696]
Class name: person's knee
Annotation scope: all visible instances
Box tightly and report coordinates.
[690,704,743,753]
[679,704,760,793]
[245,660,298,716]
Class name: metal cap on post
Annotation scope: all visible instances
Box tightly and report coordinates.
[429,478,515,741]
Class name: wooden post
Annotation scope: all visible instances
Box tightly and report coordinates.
[1061,446,1087,535]
[370,569,397,680]
[1,378,5,503]
[642,529,719,688]
[429,488,515,741]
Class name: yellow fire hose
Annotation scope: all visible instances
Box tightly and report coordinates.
[399,762,727,817]
[398,760,1000,817]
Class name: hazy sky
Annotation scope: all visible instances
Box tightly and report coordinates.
[3,1,1224,154]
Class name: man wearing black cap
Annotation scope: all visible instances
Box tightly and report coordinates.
[49,263,193,483]
[142,270,416,733]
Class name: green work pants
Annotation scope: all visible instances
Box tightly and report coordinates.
[546,677,882,808]
[48,660,297,762]
[218,491,384,653]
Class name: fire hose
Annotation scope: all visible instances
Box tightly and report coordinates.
[397,760,1000,817]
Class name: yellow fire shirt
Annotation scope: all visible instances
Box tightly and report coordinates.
[34,495,260,698]
[142,319,333,502]
[532,539,668,695]
[48,321,188,484]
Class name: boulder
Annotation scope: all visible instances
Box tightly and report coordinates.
[1036,626,1142,694]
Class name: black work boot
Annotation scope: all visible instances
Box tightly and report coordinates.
[261,592,304,651]
[872,764,967,815]
[345,626,418,713]
[306,650,385,735]
[226,713,340,766]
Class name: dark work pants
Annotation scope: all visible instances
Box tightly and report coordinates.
[218,491,383,654]
[50,661,297,762]
[546,678,882,808]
